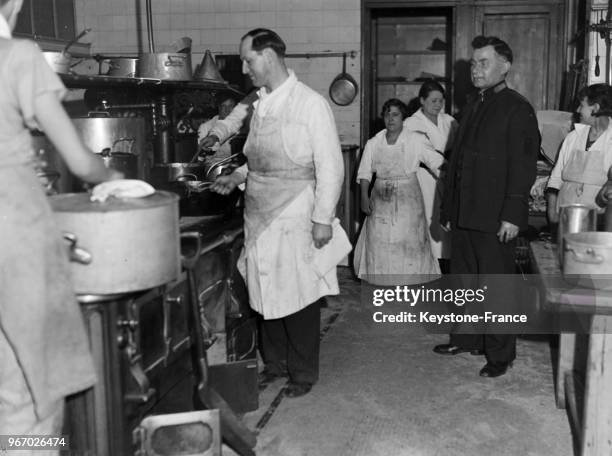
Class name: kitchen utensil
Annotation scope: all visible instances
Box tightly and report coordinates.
[205,153,243,182]
[63,27,91,54]
[557,204,598,265]
[563,231,612,290]
[170,36,192,54]
[138,53,193,81]
[49,191,180,294]
[595,11,601,77]
[193,50,226,83]
[329,53,358,106]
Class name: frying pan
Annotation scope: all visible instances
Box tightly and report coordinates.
[329,52,358,106]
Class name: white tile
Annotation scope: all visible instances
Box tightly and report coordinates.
[214,0,231,13]
[214,13,231,28]
[184,0,201,13]
[198,13,217,28]
[260,0,276,12]
[154,14,171,29]
[152,0,171,13]
[170,13,186,29]
[229,13,245,28]
[200,1,215,12]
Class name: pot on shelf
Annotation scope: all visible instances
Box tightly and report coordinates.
[49,191,180,295]
[104,57,139,77]
[138,53,192,81]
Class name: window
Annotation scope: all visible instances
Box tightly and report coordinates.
[14,0,76,41]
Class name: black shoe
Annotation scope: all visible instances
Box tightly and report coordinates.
[284,382,313,398]
[258,369,288,390]
[479,362,512,378]
[433,344,484,356]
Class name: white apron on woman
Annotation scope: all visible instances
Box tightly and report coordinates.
[547,122,612,210]
[233,72,344,319]
[404,110,455,259]
[353,129,443,286]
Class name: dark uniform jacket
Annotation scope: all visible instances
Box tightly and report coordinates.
[440,83,540,233]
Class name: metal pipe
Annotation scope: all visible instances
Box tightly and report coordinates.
[145,0,155,53]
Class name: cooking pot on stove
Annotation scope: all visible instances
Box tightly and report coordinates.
[151,162,208,184]
[49,191,180,295]
[563,231,612,290]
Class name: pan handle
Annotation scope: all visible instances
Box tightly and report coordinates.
[63,232,92,265]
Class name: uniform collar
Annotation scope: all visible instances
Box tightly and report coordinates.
[0,14,12,39]
[478,80,507,102]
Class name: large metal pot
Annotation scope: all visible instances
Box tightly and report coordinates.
[138,53,192,80]
[98,147,138,179]
[104,57,139,77]
[557,204,598,265]
[563,231,612,290]
[71,114,147,179]
[49,191,180,294]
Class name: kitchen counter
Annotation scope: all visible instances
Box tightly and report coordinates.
[530,240,612,456]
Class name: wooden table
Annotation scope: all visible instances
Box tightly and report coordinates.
[530,241,612,456]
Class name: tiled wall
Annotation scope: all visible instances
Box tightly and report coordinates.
[74,0,362,145]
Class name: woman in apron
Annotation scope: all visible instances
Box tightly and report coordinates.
[353,98,444,286]
[404,80,457,271]
[547,83,612,221]
[0,0,121,443]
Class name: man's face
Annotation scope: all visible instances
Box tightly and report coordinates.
[470,45,510,90]
[218,99,236,120]
[240,36,269,88]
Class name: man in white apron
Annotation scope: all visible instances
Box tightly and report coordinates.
[207,29,344,398]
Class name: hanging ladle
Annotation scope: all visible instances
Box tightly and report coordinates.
[63,28,91,55]
[595,11,601,77]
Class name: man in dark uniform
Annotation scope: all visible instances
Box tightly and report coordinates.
[433,36,540,378]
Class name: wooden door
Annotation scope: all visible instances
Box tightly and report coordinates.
[475,3,564,110]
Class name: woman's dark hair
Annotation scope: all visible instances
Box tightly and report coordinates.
[241,28,286,57]
[418,80,445,100]
[578,83,612,117]
[472,35,513,64]
[381,98,408,119]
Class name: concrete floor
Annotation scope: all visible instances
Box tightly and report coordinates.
[224,267,575,456]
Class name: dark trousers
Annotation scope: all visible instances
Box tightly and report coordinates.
[259,300,321,384]
[449,228,517,365]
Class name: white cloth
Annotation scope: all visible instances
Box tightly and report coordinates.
[354,129,442,285]
[547,122,612,193]
[213,70,344,319]
[403,109,455,259]
[90,179,155,202]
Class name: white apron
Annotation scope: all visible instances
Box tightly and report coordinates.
[353,140,440,286]
[239,85,339,319]
[557,146,607,211]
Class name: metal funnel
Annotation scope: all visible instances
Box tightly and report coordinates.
[193,50,226,83]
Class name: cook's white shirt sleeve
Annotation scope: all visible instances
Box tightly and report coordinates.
[210,102,249,143]
[197,117,217,143]
[308,97,344,226]
[356,136,377,182]
[547,130,576,190]
[414,134,444,177]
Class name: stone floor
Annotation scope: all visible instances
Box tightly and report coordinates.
[223,267,575,456]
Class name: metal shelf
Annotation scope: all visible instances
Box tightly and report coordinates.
[60,73,243,96]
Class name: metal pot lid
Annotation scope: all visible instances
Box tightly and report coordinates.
[49,191,179,212]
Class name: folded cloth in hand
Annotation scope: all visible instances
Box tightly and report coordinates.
[90,179,155,202]
[307,218,353,278]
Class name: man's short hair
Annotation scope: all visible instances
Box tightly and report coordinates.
[241,28,286,57]
[472,35,513,64]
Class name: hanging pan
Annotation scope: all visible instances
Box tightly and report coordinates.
[329,52,358,106]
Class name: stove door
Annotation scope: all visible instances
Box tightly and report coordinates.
[133,410,221,456]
